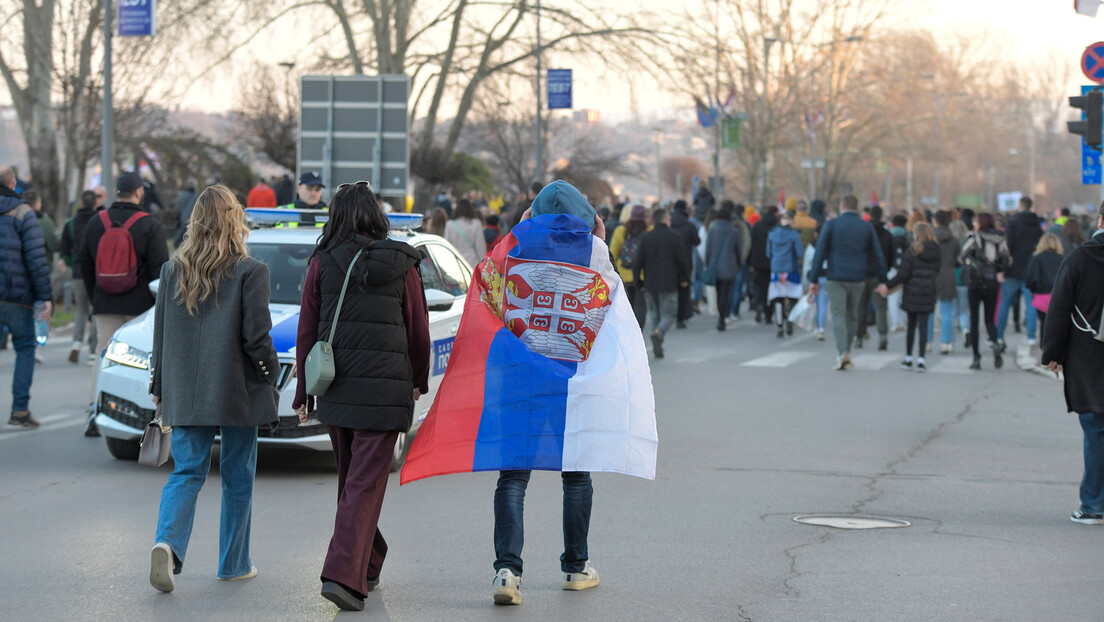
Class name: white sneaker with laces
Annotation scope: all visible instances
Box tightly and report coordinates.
[493,568,521,605]
[562,561,600,591]
[150,543,175,593]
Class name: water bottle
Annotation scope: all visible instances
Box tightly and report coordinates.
[34,303,48,346]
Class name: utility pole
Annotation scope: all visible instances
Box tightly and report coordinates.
[101,0,114,198]
[712,0,721,200]
[654,129,663,205]
[534,0,543,186]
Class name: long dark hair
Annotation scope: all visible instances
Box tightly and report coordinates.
[312,183,389,260]
[976,212,995,232]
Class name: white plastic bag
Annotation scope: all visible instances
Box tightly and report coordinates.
[788,294,817,332]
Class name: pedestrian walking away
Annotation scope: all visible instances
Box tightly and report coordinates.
[609,205,648,328]
[857,205,894,350]
[75,172,169,433]
[398,180,657,608]
[998,196,1043,346]
[766,211,803,337]
[704,204,741,331]
[809,195,888,370]
[293,181,430,612]
[0,165,52,428]
[444,198,487,268]
[1024,233,1064,345]
[669,200,701,327]
[961,212,1012,370]
[634,207,691,358]
[933,210,961,354]
[1040,209,1104,526]
[148,184,280,593]
[748,207,779,322]
[886,223,941,371]
[60,190,101,368]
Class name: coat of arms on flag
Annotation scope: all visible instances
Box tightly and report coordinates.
[401,204,658,485]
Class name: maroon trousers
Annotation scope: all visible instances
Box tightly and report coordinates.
[321,426,399,597]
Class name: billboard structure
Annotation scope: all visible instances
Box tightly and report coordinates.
[299,75,410,198]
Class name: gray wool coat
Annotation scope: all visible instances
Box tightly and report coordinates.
[150,257,280,427]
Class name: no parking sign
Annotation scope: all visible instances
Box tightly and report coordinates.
[1082,42,1104,84]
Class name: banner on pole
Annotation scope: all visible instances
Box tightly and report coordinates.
[547,70,572,109]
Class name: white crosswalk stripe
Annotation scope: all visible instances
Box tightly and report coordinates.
[847,353,900,371]
[741,351,817,368]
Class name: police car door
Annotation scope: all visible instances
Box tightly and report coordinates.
[412,243,470,430]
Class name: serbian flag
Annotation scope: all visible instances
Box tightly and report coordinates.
[401,213,657,484]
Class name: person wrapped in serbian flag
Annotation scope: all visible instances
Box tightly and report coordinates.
[401,180,657,605]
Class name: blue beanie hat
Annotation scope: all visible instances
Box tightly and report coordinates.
[530,180,596,229]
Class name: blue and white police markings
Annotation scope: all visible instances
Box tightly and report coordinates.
[432,337,455,376]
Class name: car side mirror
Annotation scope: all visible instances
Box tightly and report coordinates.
[424,288,458,311]
[149,279,159,297]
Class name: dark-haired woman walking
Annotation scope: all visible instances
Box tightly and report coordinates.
[961,212,1012,370]
[293,182,431,611]
[887,223,942,371]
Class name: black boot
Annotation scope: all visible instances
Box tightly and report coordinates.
[969,354,981,370]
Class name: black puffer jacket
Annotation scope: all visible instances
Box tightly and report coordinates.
[886,240,941,313]
[1024,250,1064,295]
[1005,210,1044,279]
[316,236,421,431]
[933,226,960,300]
[749,212,778,272]
[669,208,700,272]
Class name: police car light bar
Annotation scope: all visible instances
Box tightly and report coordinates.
[244,208,329,228]
[244,208,424,232]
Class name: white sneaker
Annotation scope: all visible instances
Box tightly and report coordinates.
[1027,338,1037,346]
[563,561,600,591]
[219,565,258,581]
[493,568,521,605]
[150,543,175,593]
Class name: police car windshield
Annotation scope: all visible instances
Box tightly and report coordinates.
[249,242,312,304]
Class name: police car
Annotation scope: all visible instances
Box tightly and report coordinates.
[93,210,472,471]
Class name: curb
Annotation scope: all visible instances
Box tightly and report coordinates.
[1015,341,1061,382]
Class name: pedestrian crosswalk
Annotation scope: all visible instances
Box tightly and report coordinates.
[740,348,979,374]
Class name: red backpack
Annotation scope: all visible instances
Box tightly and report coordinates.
[95,210,148,294]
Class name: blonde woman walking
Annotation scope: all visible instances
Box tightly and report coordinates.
[148,184,280,592]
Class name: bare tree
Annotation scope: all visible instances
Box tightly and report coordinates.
[234,62,299,172]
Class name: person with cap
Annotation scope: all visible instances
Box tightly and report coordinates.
[484,180,607,606]
[633,208,691,358]
[76,171,170,417]
[609,205,649,327]
[275,172,328,228]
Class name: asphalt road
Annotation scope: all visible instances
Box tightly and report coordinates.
[0,314,1098,621]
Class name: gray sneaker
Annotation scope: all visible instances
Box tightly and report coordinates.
[8,411,40,428]
[493,567,521,605]
[562,561,600,591]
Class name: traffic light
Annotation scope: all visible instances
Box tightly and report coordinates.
[1069,90,1103,150]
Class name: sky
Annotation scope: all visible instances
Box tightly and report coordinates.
[170,0,1104,120]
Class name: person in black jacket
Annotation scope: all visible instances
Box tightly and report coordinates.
[857,206,894,350]
[748,207,778,323]
[669,200,701,326]
[633,208,690,359]
[59,190,102,366]
[886,223,942,371]
[1041,209,1104,525]
[75,172,169,403]
[1024,233,1065,345]
[998,196,1044,345]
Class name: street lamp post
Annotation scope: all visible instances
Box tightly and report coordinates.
[101,0,114,198]
[534,0,543,186]
[653,129,663,205]
[759,36,780,206]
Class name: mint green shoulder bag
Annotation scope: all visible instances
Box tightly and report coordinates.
[305,249,364,397]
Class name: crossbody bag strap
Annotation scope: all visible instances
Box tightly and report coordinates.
[327,248,365,344]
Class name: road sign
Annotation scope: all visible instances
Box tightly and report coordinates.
[1083,42,1104,83]
[721,118,742,149]
[800,158,825,169]
[547,70,572,109]
[117,0,156,37]
[1076,0,1102,17]
[298,75,410,197]
[1082,85,1103,184]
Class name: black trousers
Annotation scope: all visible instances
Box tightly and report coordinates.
[715,279,735,323]
[906,312,930,357]
[968,283,999,356]
[677,283,692,321]
[625,283,646,329]
[751,268,770,312]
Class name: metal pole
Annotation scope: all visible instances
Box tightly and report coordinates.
[101,0,114,199]
[906,155,913,212]
[655,130,662,205]
[1028,126,1036,200]
[534,0,542,185]
[712,0,721,199]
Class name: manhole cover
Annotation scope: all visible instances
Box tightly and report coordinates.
[793,515,911,530]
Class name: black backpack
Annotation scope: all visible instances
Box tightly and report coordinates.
[962,235,999,291]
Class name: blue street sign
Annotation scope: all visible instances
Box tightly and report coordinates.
[1083,85,1102,185]
[547,69,572,109]
[118,0,156,37]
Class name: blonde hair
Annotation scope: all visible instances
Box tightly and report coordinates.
[906,210,926,232]
[172,184,249,315]
[1034,232,1064,256]
[911,222,935,255]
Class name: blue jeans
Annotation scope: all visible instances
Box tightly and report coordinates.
[997,278,1035,340]
[955,286,970,332]
[939,299,956,344]
[494,470,592,575]
[0,302,35,413]
[731,263,750,317]
[692,254,704,303]
[1078,412,1104,515]
[816,277,828,330]
[155,425,258,578]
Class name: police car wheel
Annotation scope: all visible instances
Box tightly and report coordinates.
[106,436,141,461]
[390,432,410,473]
